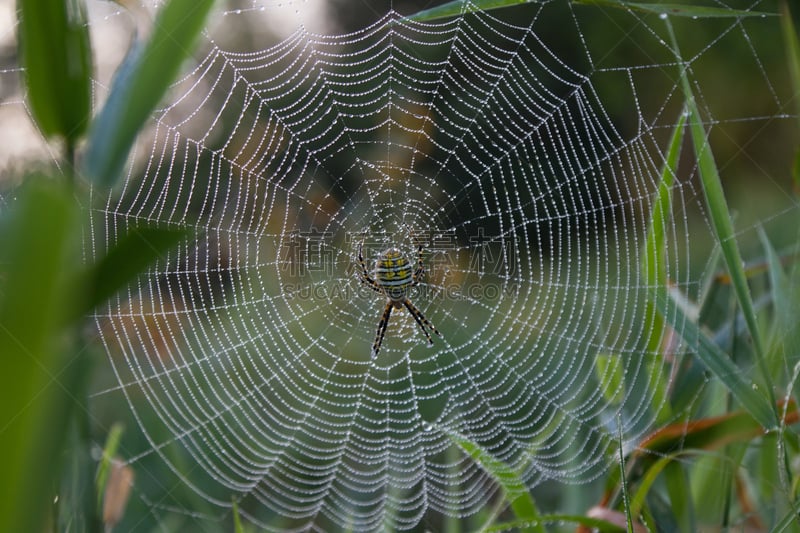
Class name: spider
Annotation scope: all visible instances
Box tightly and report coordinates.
[357,242,441,356]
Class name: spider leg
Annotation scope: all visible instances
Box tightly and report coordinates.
[403,298,440,346]
[372,301,394,356]
[357,240,381,293]
[411,243,424,287]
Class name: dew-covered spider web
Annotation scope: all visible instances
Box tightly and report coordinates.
[86,0,798,530]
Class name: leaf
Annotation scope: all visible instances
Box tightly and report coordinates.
[781,0,800,122]
[773,500,800,533]
[17,0,92,144]
[483,514,626,532]
[87,225,194,312]
[0,178,84,533]
[642,111,685,349]
[409,0,533,21]
[96,423,125,511]
[650,286,776,429]
[617,424,634,533]
[637,400,798,455]
[663,460,693,532]
[573,0,774,18]
[641,111,685,423]
[442,429,544,533]
[781,0,800,193]
[793,149,800,195]
[586,507,648,533]
[84,0,214,187]
[233,499,246,533]
[664,20,777,420]
[408,0,773,21]
[753,433,780,513]
[758,229,800,368]
[629,454,674,517]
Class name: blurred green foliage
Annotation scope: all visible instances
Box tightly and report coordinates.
[17,0,91,152]
[2,0,209,531]
[83,0,214,187]
[0,178,84,533]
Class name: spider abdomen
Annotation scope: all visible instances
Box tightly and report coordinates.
[375,248,413,301]
[356,242,439,355]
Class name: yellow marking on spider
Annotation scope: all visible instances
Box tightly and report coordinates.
[356,243,441,356]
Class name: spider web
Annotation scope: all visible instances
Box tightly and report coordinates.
[86,0,796,530]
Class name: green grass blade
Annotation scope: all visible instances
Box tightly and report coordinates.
[758,229,797,338]
[758,228,800,396]
[781,0,800,192]
[781,0,800,120]
[643,110,685,348]
[87,225,193,313]
[663,461,693,531]
[17,0,92,144]
[409,0,772,21]
[773,499,800,533]
[84,0,214,188]
[483,514,626,532]
[651,286,776,428]
[95,423,124,511]
[0,178,84,533]
[664,19,777,421]
[630,453,692,518]
[630,457,666,518]
[638,401,797,456]
[442,429,544,533]
[409,0,532,21]
[617,421,634,532]
[233,499,246,533]
[793,151,800,194]
[641,110,685,422]
[573,0,773,18]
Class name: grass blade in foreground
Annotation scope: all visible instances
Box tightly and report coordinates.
[95,423,124,511]
[637,400,797,455]
[664,19,777,424]
[233,499,246,533]
[84,0,214,188]
[758,229,800,364]
[410,0,772,21]
[484,514,627,532]
[0,179,83,533]
[410,0,533,21]
[780,0,800,191]
[642,110,684,326]
[781,0,800,122]
[651,287,776,429]
[17,0,91,145]
[639,110,685,423]
[629,454,681,519]
[572,0,773,18]
[87,225,193,313]
[618,424,634,532]
[440,428,544,533]
[662,461,693,531]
